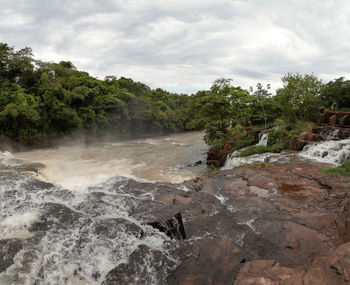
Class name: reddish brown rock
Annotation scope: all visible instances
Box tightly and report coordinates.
[318,113,326,124]
[102,156,350,284]
[329,114,337,125]
[339,115,349,126]
[299,131,309,141]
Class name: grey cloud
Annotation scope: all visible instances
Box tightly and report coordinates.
[1,0,350,93]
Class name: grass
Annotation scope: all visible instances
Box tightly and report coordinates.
[320,160,350,177]
[239,143,284,157]
[239,145,271,157]
[250,162,271,168]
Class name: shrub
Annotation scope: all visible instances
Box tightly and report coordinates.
[239,145,271,157]
[320,160,350,177]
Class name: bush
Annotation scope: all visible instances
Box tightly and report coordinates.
[267,119,315,150]
[239,145,271,157]
[228,124,255,147]
[320,160,350,177]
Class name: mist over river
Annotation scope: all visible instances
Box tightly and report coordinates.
[16,131,209,189]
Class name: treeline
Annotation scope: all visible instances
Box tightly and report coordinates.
[1,42,350,148]
[0,43,194,144]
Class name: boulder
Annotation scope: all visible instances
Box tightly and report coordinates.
[299,131,309,141]
[339,115,348,126]
[148,213,186,240]
[329,115,337,125]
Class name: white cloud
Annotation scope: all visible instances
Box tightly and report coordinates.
[1,0,350,93]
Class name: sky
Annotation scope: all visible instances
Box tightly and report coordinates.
[1,0,350,94]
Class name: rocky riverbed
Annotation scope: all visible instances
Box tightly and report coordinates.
[168,156,350,284]
[1,149,350,284]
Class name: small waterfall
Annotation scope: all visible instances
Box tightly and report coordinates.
[257,133,268,147]
[299,138,350,165]
[222,132,274,170]
[320,128,340,140]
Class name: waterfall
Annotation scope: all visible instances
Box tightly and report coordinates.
[320,128,340,140]
[222,132,274,170]
[256,133,268,147]
[299,138,350,165]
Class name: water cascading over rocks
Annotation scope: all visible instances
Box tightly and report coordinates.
[299,138,350,165]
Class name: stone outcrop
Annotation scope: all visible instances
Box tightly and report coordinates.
[148,213,186,240]
[295,131,324,151]
[103,156,350,284]
[318,109,350,126]
[295,109,350,150]
[206,144,233,167]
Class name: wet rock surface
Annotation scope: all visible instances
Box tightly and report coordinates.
[2,156,350,284]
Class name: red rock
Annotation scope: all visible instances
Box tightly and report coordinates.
[339,115,348,126]
[299,131,309,140]
[329,115,337,125]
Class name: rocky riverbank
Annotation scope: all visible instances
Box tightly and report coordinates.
[107,155,350,284]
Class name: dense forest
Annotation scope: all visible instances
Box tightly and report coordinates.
[1,42,350,152]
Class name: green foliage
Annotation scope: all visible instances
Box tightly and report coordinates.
[239,145,271,157]
[227,124,255,150]
[238,143,284,157]
[0,41,348,150]
[267,119,315,150]
[321,77,350,109]
[320,160,350,177]
[276,73,322,123]
[0,42,195,143]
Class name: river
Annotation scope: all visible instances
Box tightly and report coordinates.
[15,131,209,189]
[0,131,208,285]
[2,132,349,284]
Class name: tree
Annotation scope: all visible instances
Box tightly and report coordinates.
[276,73,322,123]
[321,77,350,110]
[0,84,40,142]
[250,83,271,129]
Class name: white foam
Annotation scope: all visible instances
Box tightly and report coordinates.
[299,138,350,165]
[0,212,38,240]
[257,133,268,147]
[222,132,274,170]
[1,212,38,227]
[222,152,281,170]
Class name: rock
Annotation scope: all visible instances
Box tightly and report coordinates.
[318,113,326,124]
[206,145,233,167]
[299,131,309,141]
[339,115,348,126]
[103,244,177,285]
[194,160,202,165]
[329,114,337,125]
[206,159,220,167]
[295,139,307,151]
[0,239,24,272]
[148,213,186,240]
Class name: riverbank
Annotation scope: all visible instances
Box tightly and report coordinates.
[2,135,350,284]
[166,156,350,284]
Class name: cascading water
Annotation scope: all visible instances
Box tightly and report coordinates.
[320,128,340,140]
[222,132,288,170]
[0,132,208,284]
[0,154,179,284]
[256,133,268,147]
[299,138,350,165]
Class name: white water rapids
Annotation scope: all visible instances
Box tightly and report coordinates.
[223,132,350,170]
[0,132,208,285]
[299,138,350,165]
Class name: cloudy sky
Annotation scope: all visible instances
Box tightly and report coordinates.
[1,0,350,94]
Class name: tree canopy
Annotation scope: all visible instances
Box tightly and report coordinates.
[0,42,349,148]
